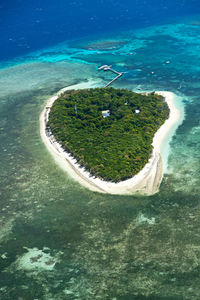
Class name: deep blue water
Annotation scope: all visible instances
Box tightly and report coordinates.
[1,0,200,61]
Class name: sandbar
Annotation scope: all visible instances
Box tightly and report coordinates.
[40,81,184,195]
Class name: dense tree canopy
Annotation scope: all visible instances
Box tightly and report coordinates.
[48,87,169,182]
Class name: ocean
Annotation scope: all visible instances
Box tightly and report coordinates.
[1,1,200,299]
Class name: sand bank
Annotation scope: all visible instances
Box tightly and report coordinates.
[40,82,184,195]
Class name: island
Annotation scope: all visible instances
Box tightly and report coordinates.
[40,81,183,195]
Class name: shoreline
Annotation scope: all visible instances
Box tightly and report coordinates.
[40,81,183,195]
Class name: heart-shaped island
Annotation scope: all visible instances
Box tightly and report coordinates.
[40,81,183,195]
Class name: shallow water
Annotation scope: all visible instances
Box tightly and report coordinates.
[1,14,200,299]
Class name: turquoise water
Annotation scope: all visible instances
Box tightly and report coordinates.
[1,15,200,299]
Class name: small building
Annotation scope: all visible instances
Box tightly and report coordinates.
[135,109,140,114]
[102,110,110,118]
[98,65,112,71]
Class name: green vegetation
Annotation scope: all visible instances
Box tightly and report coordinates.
[48,87,169,182]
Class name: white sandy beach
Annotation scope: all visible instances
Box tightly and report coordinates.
[40,81,184,195]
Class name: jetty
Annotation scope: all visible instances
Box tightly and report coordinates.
[98,65,124,87]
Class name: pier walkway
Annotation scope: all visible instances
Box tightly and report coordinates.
[98,65,124,87]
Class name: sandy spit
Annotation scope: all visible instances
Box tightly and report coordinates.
[40,82,183,195]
